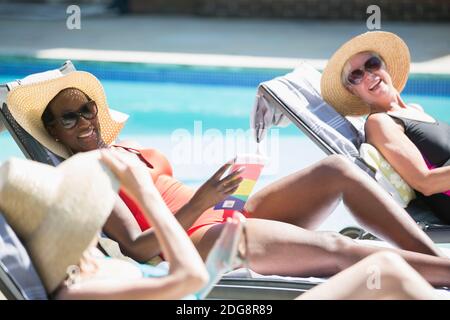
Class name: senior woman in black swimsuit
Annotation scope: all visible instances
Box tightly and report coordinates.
[321,31,450,222]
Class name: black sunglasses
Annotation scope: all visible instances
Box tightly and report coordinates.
[346,56,384,86]
[52,100,98,129]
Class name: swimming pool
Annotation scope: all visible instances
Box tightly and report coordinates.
[1,57,449,231]
[1,58,449,166]
[1,58,449,135]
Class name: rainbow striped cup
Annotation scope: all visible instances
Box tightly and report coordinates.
[214,154,267,212]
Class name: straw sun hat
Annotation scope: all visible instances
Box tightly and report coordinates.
[6,71,128,159]
[321,31,411,116]
[0,150,119,294]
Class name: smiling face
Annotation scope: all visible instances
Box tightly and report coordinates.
[42,88,106,154]
[342,52,398,111]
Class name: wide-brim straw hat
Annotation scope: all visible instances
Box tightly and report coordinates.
[321,31,410,116]
[6,71,128,159]
[0,150,119,294]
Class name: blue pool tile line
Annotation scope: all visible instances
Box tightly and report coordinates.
[1,58,450,96]
[402,79,450,97]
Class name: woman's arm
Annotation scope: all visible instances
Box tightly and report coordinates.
[171,163,244,228]
[102,197,162,262]
[366,113,450,195]
[57,270,207,300]
[99,151,209,294]
[103,161,243,262]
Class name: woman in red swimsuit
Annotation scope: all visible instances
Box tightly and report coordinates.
[10,72,450,285]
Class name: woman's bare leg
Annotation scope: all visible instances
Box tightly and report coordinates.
[298,251,438,300]
[245,155,442,256]
[190,219,450,287]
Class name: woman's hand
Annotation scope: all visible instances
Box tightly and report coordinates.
[188,162,244,212]
[100,149,157,199]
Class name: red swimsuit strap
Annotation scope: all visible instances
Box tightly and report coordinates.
[112,144,154,169]
[112,144,173,178]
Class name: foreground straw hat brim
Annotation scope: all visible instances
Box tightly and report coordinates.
[0,151,119,293]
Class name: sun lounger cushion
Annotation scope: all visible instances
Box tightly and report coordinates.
[0,213,47,300]
[223,267,327,284]
[5,61,76,90]
[252,62,365,158]
[360,143,416,207]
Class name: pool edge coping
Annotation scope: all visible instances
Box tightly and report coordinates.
[1,48,450,76]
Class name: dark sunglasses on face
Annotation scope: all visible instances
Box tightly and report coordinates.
[52,100,98,129]
[346,56,384,86]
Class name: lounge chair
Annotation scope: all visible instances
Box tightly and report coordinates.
[251,62,450,243]
[0,213,48,300]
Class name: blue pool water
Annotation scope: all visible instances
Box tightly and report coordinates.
[1,75,449,137]
[90,86,450,134]
[0,69,449,170]
[1,70,449,182]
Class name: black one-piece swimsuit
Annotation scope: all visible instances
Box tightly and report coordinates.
[387,114,450,223]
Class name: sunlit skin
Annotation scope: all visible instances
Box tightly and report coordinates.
[44,88,108,154]
[342,51,408,112]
